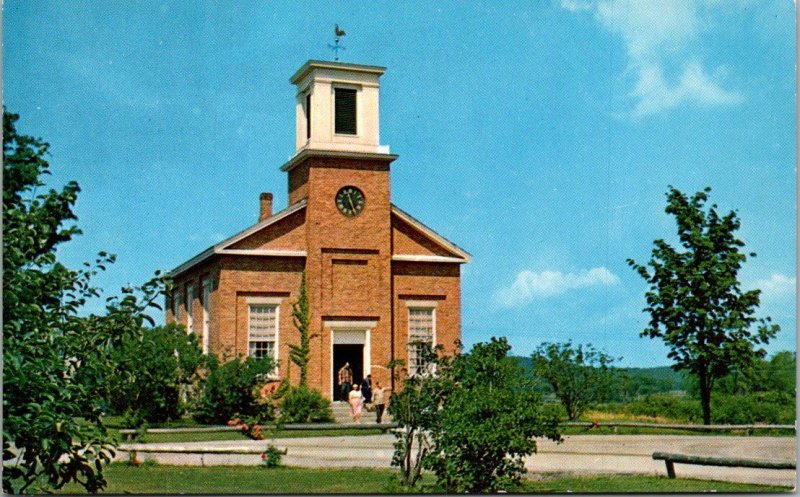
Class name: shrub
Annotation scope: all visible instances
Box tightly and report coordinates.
[193,356,276,425]
[711,392,795,425]
[261,445,284,468]
[107,323,205,423]
[621,394,702,422]
[390,338,561,493]
[278,386,333,423]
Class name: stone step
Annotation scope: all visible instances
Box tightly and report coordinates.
[329,401,392,423]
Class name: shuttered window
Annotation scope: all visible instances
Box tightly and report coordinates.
[334,88,357,135]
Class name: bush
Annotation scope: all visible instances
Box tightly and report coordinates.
[193,356,276,425]
[711,392,795,425]
[594,395,702,422]
[107,323,205,423]
[390,338,561,493]
[593,391,794,425]
[278,386,333,423]
[261,445,284,468]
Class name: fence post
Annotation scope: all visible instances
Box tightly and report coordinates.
[665,459,676,479]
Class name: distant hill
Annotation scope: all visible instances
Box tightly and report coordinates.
[513,356,686,398]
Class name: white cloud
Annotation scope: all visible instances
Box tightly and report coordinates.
[563,0,743,117]
[630,61,743,117]
[495,267,620,307]
[752,273,796,300]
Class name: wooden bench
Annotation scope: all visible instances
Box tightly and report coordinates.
[652,452,796,479]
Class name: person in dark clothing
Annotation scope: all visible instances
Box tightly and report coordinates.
[361,374,373,404]
[338,362,352,401]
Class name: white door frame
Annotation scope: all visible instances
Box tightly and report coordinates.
[326,320,377,399]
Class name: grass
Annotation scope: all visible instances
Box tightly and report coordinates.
[56,464,791,494]
[522,474,792,493]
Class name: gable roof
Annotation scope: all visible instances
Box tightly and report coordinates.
[170,199,308,277]
[391,204,471,263]
[170,199,471,277]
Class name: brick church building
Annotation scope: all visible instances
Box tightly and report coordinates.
[167,60,469,399]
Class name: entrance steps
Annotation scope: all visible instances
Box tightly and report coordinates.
[330,401,392,424]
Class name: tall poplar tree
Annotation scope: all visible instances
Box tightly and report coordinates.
[627,186,779,424]
[289,271,314,386]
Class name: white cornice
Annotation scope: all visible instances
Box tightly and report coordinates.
[218,249,307,257]
[392,255,467,264]
[280,149,398,172]
[290,60,386,84]
[391,205,472,263]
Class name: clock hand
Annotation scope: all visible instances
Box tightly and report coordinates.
[347,192,356,211]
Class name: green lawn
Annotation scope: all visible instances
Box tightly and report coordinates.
[57,464,791,494]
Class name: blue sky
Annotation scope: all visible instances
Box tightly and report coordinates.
[4,1,795,367]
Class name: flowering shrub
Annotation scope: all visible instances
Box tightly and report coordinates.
[261,445,284,468]
[229,417,268,440]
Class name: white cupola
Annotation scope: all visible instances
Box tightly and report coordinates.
[289,60,390,155]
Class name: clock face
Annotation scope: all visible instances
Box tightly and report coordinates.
[335,186,366,217]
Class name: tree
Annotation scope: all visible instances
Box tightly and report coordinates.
[192,355,276,425]
[3,110,167,493]
[532,341,618,420]
[627,186,779,425]
[288,271,315,387]
[106,323,206,423]
[389,338,561,493]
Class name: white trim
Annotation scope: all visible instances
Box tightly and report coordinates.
[219,249,307,257]
[405,300,439,308]
[186,285,195,334]
[392,254,466,264]
[280,149,397,172]
[201,280,212,355]
[329,327,372,398]
[391,205,472,262]
[289,60,386,85]
[324,319,379,329]
[246,296,285,305]
[332,330,367,345]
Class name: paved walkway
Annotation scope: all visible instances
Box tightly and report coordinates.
[118,434,796,488]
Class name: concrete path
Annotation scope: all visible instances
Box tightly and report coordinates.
[118,434,796,488]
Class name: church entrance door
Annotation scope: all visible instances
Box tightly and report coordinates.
[331,328,371,401]
[333,344,363,401]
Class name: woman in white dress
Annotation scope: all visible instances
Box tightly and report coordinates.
[348,384,364,423]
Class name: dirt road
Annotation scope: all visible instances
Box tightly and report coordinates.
[119,434,796,487]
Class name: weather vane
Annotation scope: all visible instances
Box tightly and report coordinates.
[328,24,346,61]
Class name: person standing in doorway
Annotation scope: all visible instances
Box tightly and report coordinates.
[372,381,388,424]
[362,374,373,404]
[348,384,364,423]
[338,362,352,401]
